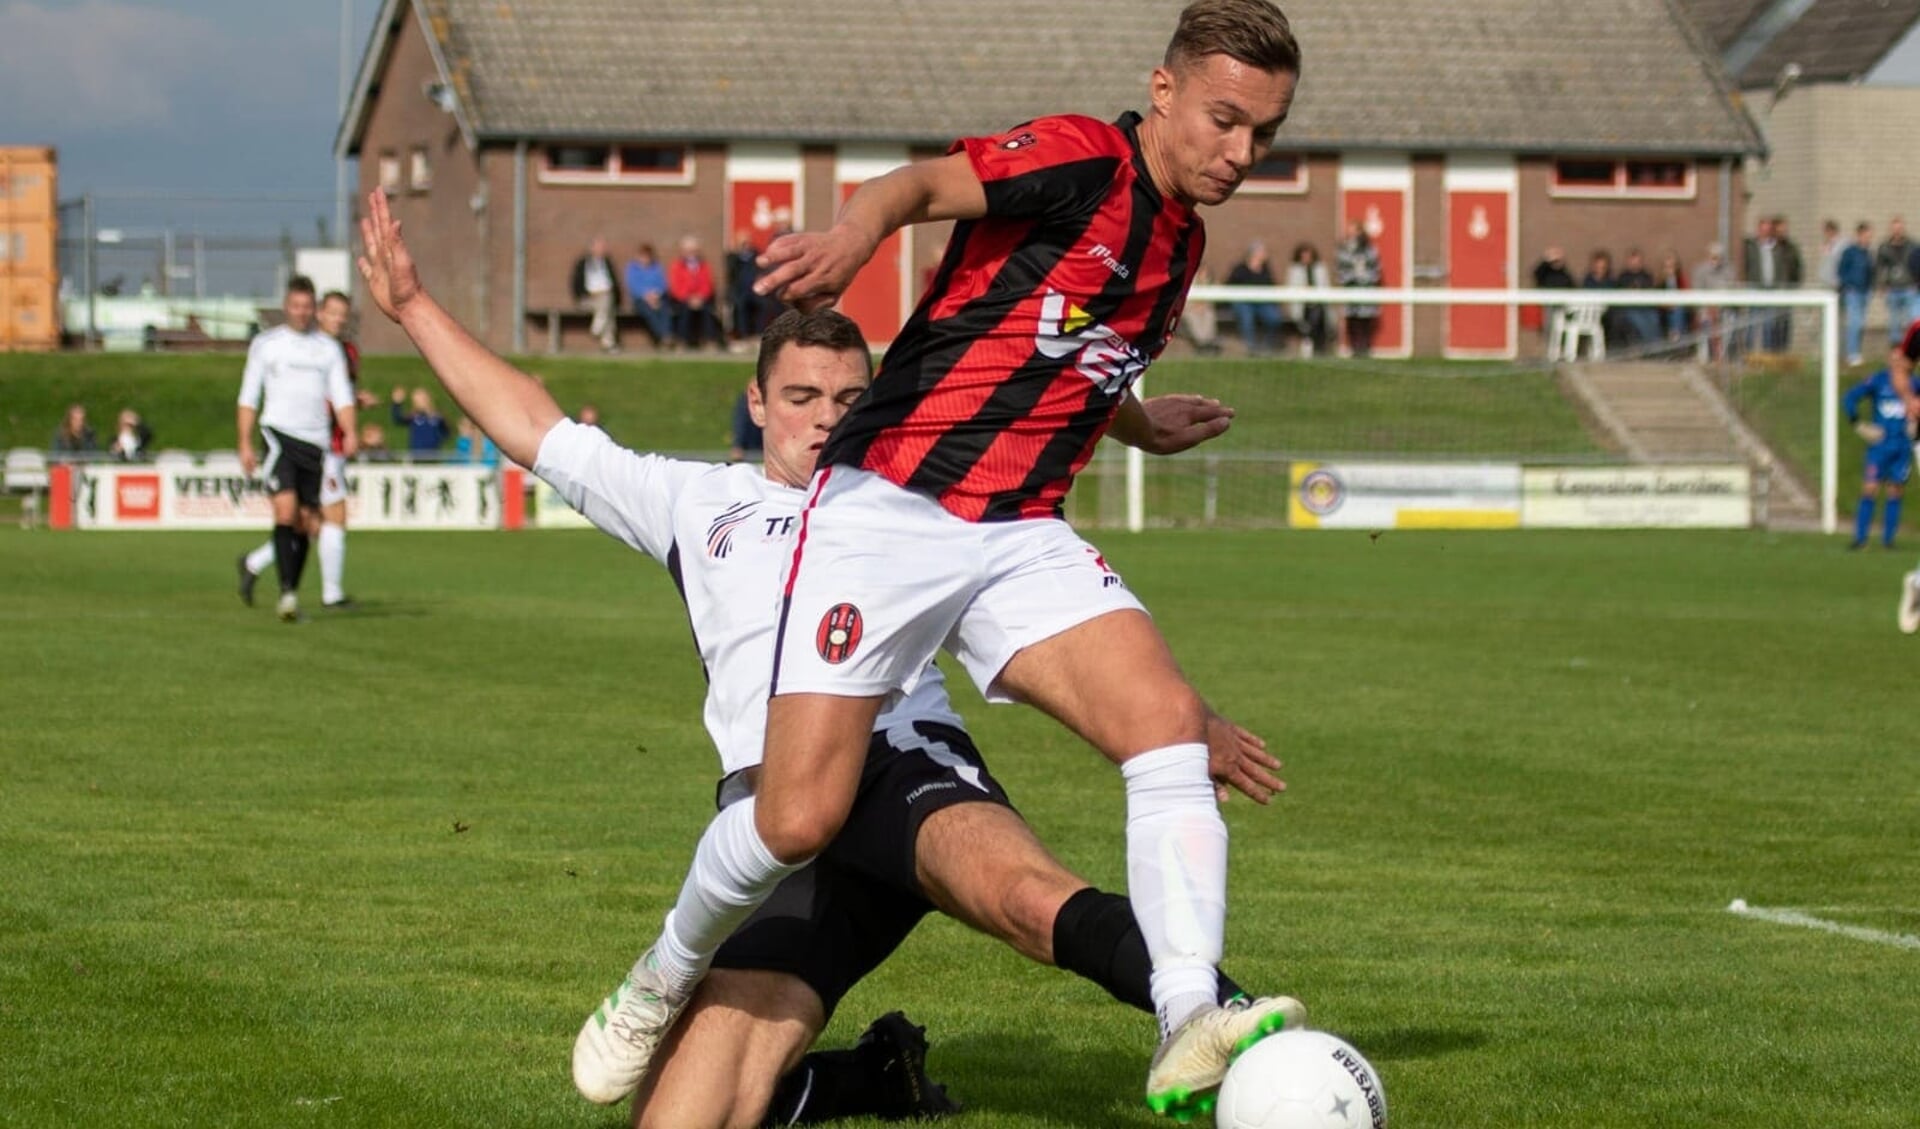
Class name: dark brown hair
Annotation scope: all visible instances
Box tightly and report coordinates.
[1165,0,1300,76]
[755,308,873,391]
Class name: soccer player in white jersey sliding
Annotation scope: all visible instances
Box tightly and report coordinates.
[356,190,1294,1126]
[236,276,357,622]
[239,289,361,609]
[573,0,1303,1118]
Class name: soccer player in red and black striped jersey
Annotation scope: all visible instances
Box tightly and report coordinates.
[568,2,1307,1119]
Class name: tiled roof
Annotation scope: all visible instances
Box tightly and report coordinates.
[346,0,1762,156]
[1676,0,1920,85]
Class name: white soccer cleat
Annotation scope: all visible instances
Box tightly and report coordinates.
[1144,994,1307,1120]
[1899,572,1920,635]
[275,592,299,623]
[571,946,692,1105]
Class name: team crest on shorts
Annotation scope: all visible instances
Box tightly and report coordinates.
[815,602,863,664]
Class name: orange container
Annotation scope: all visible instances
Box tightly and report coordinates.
[0,147,59,350]
[0,147,57,221]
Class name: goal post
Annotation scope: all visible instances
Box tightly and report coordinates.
[1111,284,1844,534]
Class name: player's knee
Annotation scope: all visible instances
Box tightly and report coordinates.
[755,798,844,863]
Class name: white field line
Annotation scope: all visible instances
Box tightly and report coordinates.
[1726,900,1920,951]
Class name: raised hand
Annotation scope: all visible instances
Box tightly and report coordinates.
[356,189,425,323]
[752,228,877,313]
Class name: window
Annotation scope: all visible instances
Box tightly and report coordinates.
[1550,157,1694,198]
[408,146,432,193]
[539,143,693,186]
[377,151,402,194]
[1239,153,1308,194]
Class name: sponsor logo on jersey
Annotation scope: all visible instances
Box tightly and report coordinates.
[815,602,863,664]
[705,501,759,559]
[1001,131,1037,151]
[1034,289,1150,397]
[1298,468,1345,516]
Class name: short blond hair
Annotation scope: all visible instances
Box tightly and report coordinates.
[1165,0,1300,76]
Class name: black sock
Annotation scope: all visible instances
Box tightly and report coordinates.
[286,531,311,591]
[271,525,298,594]
[1051,887,1246,1015]
[763,1047,886,1127]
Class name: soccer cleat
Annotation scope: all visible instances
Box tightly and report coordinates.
[236,554,258,607]
[1899,572,1920,635]
[275,592,299,622]
[856,1011,962,1121]
[1145,995,1307,1121]
[572,947,692,1105]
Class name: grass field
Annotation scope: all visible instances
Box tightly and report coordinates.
[4,524,1917,1127]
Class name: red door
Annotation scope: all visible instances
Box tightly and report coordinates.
[1446,189,1513,355]
[836,181,906,346]
[1341,189,1406,353]
[727,182,795,253]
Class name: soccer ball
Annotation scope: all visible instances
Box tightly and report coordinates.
[1215,1030,1387,1129]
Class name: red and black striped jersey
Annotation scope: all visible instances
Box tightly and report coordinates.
[821,111,1205,522]
[330,340,359,455]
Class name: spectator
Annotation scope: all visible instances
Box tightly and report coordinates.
[1532,246,1575,289]
[1615,248,1660,347]
[108,408,152,462]
[1839,223,1875,367]
[1773,215,1804,348]
[1692,242,1737,361]
[1179,265,1223,355]
[1655,250,1690,341]
[1283,242,1332,356]
[390,385,451,453]
[623,243,672,347]
[726,231,766,343]
[454,417,500,467]
[667,235,721,349]
[1336,220,1382,357]
[729,388,764,463]
[1878,217,1917,345]
[51,404,96,455]
[570,235,622,354]
[1815,219,1844,292]
[1225,240,1281,354]
[1580,250,1617,346]
[357,423,394,462]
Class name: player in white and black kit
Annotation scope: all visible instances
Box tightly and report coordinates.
[354,200,1287,1126]
[236,276,357,622]
[239,289,362,609]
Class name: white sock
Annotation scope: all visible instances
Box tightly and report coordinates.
[318,522,347,604]
[650,797,804,998]
[1122,743,1227,1040]
[244,540,275,576]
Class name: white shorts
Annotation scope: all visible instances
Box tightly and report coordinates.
[772,466,1145,704]
[320,452,349,507]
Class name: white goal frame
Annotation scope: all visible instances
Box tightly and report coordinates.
[1157,285,1843,534]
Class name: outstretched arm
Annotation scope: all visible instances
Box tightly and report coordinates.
[1108,392,1235,455]
[753,152,988,312]
[356,190,563,467]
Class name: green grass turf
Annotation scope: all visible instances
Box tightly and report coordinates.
[0,353,1604,461]
[3,525,1916,1127]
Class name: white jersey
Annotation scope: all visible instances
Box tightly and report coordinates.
[534,419,964,776]
[237,325,354,448]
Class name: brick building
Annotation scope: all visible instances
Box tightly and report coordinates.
[339,0,1762,359]
[1685,0,1920,332]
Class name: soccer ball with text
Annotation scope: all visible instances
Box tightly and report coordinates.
[1216,1030,1386,1129]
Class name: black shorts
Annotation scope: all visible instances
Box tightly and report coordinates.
[262,428,325,508]
[709,720,1014,1019]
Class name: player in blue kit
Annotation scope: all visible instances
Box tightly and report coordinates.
[1842,360,1914,550]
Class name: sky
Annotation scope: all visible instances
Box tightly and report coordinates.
[2,0,1918,287]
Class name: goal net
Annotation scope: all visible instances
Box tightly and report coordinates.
[1062,286,1842,534]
